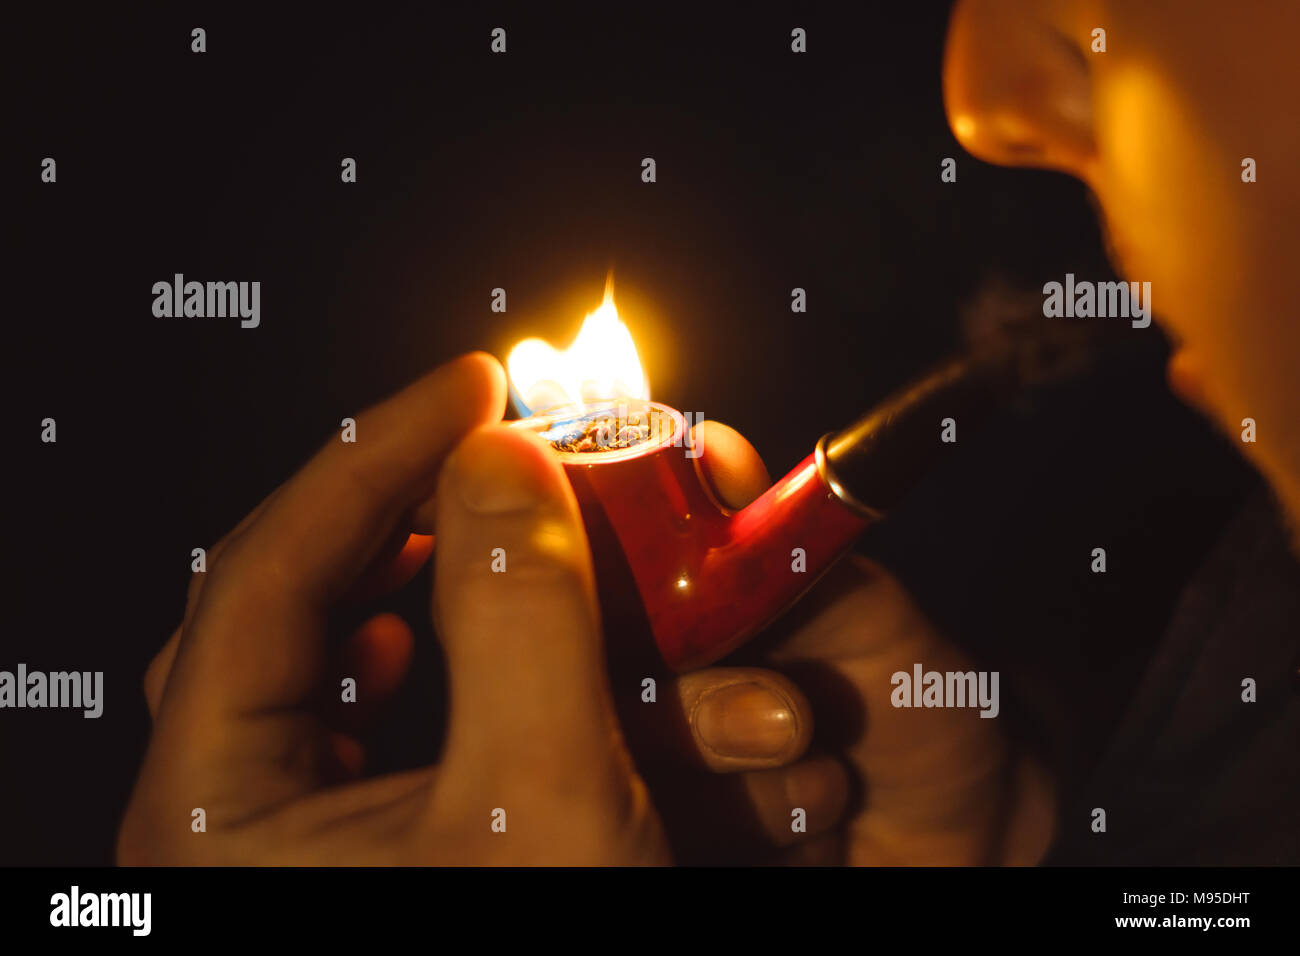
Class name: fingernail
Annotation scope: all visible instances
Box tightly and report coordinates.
[695,683,797,759]
[453,428,548,514]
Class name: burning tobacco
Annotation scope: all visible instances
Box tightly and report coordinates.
[539,405,670,454]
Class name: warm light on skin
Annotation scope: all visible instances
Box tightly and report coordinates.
[944,0,1300,537]
[507,279,650,415]
[951,115,976,140]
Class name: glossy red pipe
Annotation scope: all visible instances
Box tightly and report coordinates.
[514,403,872,672]
[511,325,1095,671]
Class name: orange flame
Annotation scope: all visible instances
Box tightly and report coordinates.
[507,276,649,415]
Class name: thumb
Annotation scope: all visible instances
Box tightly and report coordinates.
[432,423,624,783]
[692,420,771,509]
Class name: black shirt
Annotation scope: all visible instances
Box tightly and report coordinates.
[1049,490,1300,864]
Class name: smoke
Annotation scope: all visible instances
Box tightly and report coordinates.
[957,273,1140,389]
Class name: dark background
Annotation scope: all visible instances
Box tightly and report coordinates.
[7,5,1257,864]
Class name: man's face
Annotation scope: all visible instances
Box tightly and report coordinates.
[944,0,1300,522]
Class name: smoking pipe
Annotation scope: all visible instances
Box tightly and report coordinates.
[512,332,1082,672]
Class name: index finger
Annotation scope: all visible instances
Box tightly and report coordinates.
[166,351,506,715]
[236,351,506,605]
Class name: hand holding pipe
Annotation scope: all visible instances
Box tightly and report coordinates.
[512,331,1085,672]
